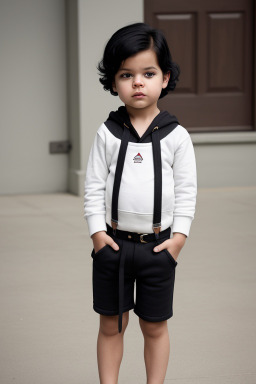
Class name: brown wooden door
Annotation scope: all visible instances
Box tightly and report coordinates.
[145,0,254,132]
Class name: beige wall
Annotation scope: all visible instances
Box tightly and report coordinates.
[0,0,68,194]
[193,141,256,188]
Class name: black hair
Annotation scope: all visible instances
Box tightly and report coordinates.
[97,22,180,99]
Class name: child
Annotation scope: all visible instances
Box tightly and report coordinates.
[84,22,197,384]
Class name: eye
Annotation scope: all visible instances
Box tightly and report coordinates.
[120,73,132,79]
[145,72,155,78]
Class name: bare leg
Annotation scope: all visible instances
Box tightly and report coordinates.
[97,311,129,384]
[139,318,170,384]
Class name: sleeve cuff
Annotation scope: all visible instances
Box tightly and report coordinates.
[86,215,107,237]
[172,216,193,237]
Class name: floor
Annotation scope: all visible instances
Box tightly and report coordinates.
[0,187,256,383]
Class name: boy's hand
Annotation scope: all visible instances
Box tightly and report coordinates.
[91,231,119,254]
[153,233,186,261]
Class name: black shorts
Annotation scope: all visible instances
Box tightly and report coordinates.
[91,226,178,327]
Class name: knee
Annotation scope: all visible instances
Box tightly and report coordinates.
[139,318,167,338]
[99,311,129,337]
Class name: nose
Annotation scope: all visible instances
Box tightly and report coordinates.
[133,75,144,88]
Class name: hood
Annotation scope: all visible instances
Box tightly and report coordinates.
[106,106,179,142]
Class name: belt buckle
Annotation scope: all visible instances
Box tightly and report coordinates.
[140,234,148,243]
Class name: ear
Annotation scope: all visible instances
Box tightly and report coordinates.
[112,81,117,93]
[162,71,170,89]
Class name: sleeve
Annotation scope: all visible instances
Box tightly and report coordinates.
[172,133,197,237]
[84,130,109,237]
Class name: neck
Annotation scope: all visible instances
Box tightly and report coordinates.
[125,105,160,123]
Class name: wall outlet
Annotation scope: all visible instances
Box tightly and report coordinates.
[49,141,72,154]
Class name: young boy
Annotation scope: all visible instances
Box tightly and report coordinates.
[84,23,197,384]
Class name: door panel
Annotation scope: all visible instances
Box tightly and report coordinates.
[145,0,254,132]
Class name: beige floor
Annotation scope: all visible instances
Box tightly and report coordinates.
[0,188,256,384]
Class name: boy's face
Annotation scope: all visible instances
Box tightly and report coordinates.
[112,49,169,114]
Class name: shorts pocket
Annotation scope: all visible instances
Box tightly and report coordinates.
[164,249,178,267]
[154,237,178,267]
[91,244,108,259]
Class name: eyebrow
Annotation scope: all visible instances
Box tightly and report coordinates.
[119,66,158,71]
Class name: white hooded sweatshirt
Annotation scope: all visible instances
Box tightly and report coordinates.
[84,106,197,237]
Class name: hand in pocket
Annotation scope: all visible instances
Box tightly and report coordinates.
[153,233,187,261]
[92,231,119,254]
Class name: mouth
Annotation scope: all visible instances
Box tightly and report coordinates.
[133,92,146,98]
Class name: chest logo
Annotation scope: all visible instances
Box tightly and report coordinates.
[133,153,143,163]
